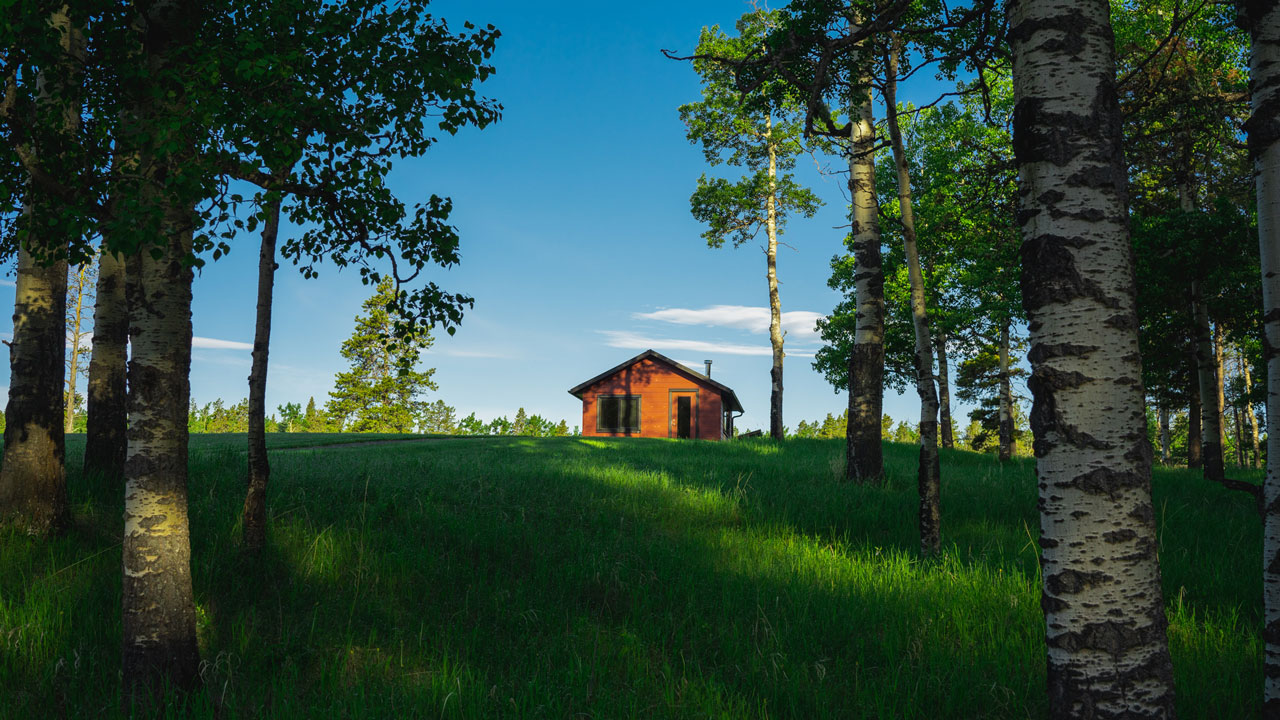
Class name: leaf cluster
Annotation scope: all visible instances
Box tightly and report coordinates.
[680,9,823,249]
[2,0,501,339]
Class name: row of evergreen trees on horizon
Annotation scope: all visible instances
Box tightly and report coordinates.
[181,396,577,438]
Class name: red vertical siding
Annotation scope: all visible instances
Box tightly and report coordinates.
[579,358,726,440]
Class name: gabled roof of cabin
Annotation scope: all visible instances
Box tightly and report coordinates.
[567,349,744,413]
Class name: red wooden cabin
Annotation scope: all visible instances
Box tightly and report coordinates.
[568,349,744,440]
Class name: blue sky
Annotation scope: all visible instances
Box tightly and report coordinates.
[15,0,1000,433]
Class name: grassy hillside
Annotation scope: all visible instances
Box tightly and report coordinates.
[0,436,1261,718]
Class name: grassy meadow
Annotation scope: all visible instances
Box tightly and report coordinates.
[0,435,1262,718]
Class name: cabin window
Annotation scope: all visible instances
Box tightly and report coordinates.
[596,395,641,432]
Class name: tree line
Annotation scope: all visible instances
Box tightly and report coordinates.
[673,0,1280,715]
[788,409,1032,455]
[188,396,575,438]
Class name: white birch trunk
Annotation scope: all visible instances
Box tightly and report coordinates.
[119,0,201,697]
[1241,0,1280,710]
[122,206,200,696]
[1008,0,1176,715]
[765,113,785,441]
[845,80,885,482]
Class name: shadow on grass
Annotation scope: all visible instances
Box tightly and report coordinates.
[0,435,1261,718]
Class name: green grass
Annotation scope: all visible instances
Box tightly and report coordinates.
[0,435,1262,718]
[188,432,448,452]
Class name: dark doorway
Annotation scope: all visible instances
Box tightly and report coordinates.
[676,396,691,439]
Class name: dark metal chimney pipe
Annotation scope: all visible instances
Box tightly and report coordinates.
[704,360,712,377]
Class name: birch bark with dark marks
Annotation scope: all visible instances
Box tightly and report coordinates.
[884,35,941,554]
[122,208,200,697]
[120,0,201,699]
[1009,0,1176,716]
[845,81,885,482]
[764,114,785,442]
[1238,0,1280,711]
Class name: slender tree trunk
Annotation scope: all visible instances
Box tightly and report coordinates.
[1215,323,1228,453]
[936,331,954,449]
[1242,4,1280,711]
[1178,160,1203,473]
[1234,405,1245,469]
[242,193,282,550]
[1009,1,1177,716]
[998,323,1014,461]
[1188,350,1203,468]
[845,81,885,482]
[120,0,201,699]
[0,7,81,534]
[1193,284,1225,483]
[1244,357,1261,468]
[64,264,89,433]
[885,35,941,555]
[764,114,785,441]
[84,246,128,480]
[1229,347,1243,468]
[1158,405,1171,465]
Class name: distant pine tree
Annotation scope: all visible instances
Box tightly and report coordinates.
[511,408,529,435]
[302,397,326,432]
[327,279,437,433]
[819,411,847,439]
[421,400,458,434]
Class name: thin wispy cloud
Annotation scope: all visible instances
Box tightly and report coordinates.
[600,330,816,358]
[192,336,253,351]
[634,305,825,340]
[0,280,14,288]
